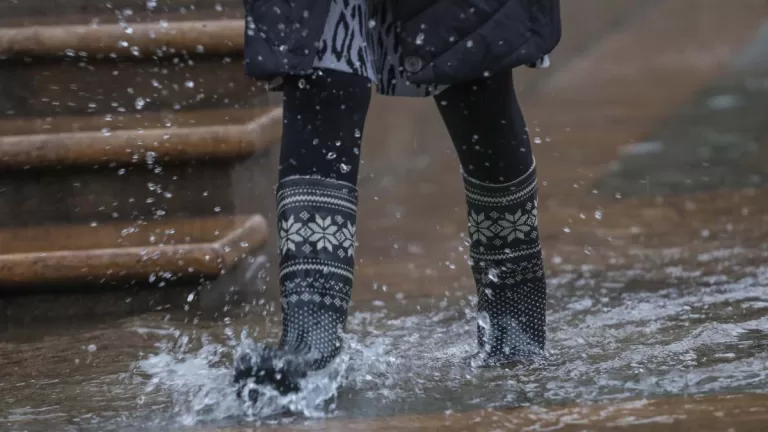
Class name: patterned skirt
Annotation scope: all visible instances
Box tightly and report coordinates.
[313,0,550,98]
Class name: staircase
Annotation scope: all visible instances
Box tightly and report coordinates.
[0,0,280,327]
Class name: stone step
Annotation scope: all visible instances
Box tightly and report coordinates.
[0,106,264,136]
[0,14,259,119]
[0,214,269,323]
[0,0,243,27]
[0,19,243,59]
[0,51,263,119]
[0,106,282,227]
[0,106,281,168]
[0,214,266,286]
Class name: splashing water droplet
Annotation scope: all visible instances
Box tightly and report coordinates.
[340,163,351,173]
[477,311,491,329]
[487,268,499,282]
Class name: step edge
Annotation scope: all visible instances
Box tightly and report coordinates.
[0,214,269,286]
[0,19,245,58]
[0,106,283,168]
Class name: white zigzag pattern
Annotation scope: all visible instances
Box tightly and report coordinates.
[465,180,536,205]
[277,194,358,213]
[470,245,542,261]
[280,263,354,279]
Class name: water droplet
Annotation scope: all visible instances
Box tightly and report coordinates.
[487,268,499,282]
[87,344,97,352]
[340,163,351,173]
[563,227,571,233]
[415,33,425,45]
[101,128,112,136]
[326,152,336,160]
[184,80,195,88]
[594,210,603,220]
[354,129,361,138]
[477,311,490,329]
[534,137,543,144]
[118,40,129,48]
[134,97,146,110]
[466,40,474,48]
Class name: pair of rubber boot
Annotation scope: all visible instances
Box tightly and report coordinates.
[234,165,546,397]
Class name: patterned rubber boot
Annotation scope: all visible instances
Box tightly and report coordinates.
[463,164,547,366]
[234,176,358,397]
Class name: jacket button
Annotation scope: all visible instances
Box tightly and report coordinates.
[404,56,423,73]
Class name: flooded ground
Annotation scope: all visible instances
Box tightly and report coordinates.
[2,1,768,431]
[1,243,767,431]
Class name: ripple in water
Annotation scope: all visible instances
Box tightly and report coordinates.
[11,248,763,430]
[139,264,767,428]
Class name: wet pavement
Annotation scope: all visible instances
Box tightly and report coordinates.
[2,1,768,431]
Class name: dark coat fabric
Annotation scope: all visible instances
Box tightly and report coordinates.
[243,0,561,86]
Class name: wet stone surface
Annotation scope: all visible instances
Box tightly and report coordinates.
[1,244,767,431]
[2,1,768,431]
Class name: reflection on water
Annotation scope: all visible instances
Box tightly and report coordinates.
[1,247,767,431]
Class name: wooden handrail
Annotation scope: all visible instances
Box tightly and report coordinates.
[0,106,282,168]
[0,19,244,58]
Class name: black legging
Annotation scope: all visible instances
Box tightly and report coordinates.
[279,69,532,185]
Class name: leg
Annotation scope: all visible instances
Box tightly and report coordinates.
[435,70,547,365]
[235,69,371,396]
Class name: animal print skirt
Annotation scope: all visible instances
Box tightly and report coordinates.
[313,0,551,98]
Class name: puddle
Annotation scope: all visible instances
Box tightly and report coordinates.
[1,247,766,431]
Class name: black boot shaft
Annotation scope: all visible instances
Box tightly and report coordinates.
[275,176,358,368]
[464,164,547,363]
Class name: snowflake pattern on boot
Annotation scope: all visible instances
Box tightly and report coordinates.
[464,163,547,364]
